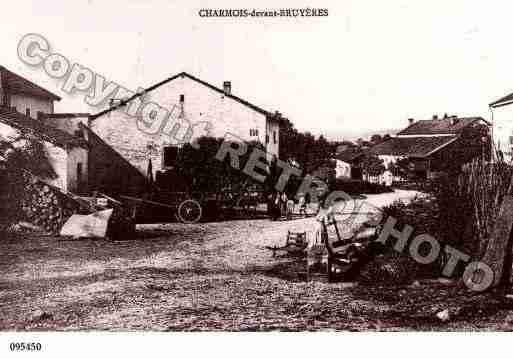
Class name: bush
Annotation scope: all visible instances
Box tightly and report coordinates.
[373,196,446,280]
[432,159,513,258]
[330,178,392,195]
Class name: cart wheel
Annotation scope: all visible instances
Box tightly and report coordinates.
[177,199,202,224]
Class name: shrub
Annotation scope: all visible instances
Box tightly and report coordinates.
[432,159,513,258]
[372,196,445,280]
[330,178,392,195]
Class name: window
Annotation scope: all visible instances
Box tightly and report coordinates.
[249,129,259,137]
[266,135,269,143]
[26,108,31,117]
[179,94,185,102]
[163,146,178,168]
[273,131,277,144]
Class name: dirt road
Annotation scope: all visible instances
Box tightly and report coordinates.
[1,190,513,331]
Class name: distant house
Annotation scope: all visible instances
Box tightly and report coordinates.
[307,158,336,183]
[334,148,365,180]
[88,72,283,194]
[0,65,60,119]
[490,92,513,161]
[370,115,490,179]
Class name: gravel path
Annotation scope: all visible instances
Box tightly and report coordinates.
[2,189,513,331]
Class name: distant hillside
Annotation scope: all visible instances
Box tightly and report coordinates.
[323,127,401,142]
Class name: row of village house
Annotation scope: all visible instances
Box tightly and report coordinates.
[0,66,280,195]
[1,63,513,195]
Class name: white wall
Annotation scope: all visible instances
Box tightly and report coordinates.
[0,121,19,141]
[10,94,54,119]
[42,116,89,140]
[334,159,351,179]
[92,75,277,176]
[44,142,68,191]
[144,76,271,150]
[266,118,280,157]
[66,147,88,193]
[0,120,69,191]
[378,154,404,169]
[492,105,513,161]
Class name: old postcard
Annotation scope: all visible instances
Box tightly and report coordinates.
[1,0,513,357]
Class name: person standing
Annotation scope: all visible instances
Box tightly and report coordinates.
[298,193,307,216]
[280,192,288,218]
[272,192,280,220]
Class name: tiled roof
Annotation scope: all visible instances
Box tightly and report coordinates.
[335,148,365,163]
[369,135,458,158]
[0,107,87,148]
[490,91,513,108]
[397,117,486,136]
[0,66,61,101]
[91,72,281,122]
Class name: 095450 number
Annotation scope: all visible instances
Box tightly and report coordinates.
[9,342,42,351]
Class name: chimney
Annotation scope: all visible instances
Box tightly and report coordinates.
[408,118,415,125]
[223,81,231,95]
[443,113,448,119]
[432,114,438,120]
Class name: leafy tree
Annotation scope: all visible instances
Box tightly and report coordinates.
[176,136,267,194]
[361,153,385,180]
[389,157,410,180]
[370,134,383,144]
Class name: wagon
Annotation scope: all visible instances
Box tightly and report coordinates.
[119,186,265,224]
[120,191,217,224]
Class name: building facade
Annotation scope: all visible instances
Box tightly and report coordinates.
[0,66,88,193]
[0,65,59,119]
[370,115,490,179]
[0,107,88,192]
[88,72,281,193]
[490,92,513,161]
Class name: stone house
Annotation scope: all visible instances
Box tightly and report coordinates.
[0,107,88,192]
[334,148,365,180]
[369,115,491,180]
[0,66,88,192]
[87,72,282,194]
[0,65,60,119]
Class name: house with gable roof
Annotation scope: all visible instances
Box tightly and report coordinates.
[0,66,88,192]
[370,114,491,179]
[87,72,283,194]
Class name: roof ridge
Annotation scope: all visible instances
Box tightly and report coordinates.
[90,71,273,120]
[0,65,61,101]
[0,107,86,148]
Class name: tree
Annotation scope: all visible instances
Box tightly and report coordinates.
[176,136,266,194]
[370,134,383,144]
[361,154,385,180]
[279,116,338,173]
[389,157,410,180]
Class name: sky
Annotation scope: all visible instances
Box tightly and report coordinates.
[2,0,513,140]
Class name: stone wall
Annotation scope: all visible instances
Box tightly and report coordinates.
[90,75,275,182]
